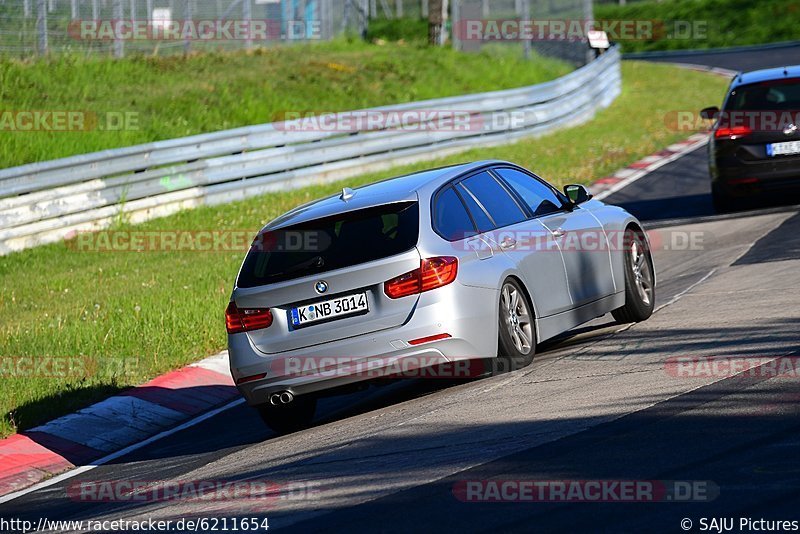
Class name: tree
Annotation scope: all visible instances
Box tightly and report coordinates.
[428,0,448,45]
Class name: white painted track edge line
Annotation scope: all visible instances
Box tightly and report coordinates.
[593,137,709,201]
[0,398,246,505]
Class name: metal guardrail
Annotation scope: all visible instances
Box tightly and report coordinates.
[0,46,621,255]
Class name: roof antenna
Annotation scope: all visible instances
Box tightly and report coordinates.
[340,187,355,202]
[785,66,790,76]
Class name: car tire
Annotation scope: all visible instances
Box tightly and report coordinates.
[495,278,536,374]
[256,396,316,434]
[612,228,655,324]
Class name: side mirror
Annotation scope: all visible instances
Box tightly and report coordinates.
[700,106,720,120]
[564,184,592,205]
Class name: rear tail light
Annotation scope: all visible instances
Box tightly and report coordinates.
[715,125,752,140]
[384,256,458,299]
[225,301,273,334]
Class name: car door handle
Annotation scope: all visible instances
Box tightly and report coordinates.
[551,228,565,238]
[500,237,517,249]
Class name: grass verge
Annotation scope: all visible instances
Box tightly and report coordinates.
[0,40,570,168]
[0,61,729,438]
[596,0,800,53]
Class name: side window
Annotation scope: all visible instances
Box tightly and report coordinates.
[455,183,494,233]
[493,167,564,217]
[459,171,527,229]
[433,186,476,241]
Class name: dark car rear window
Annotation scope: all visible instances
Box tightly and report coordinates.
[237,202,419,287]
[726,78,800,111]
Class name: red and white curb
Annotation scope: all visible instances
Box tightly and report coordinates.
[587,60,734,201]
[667,63,738,79]
[0,351,237,500]
[590,132,710,201]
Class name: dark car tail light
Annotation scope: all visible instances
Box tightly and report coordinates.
[384,256,458,299]
[729,177,759,185]
[715,125,752,140]
[226,301,273,334]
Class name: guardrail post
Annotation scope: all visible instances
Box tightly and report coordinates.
[113,0,125,57]
[357,0,368,38]
[36,0,48,55]
[243,0,253,48]
[450,0,458,51]
[184,0,193,54]
[323,0,334,40]
[583,0,593,65]
[521,0,530,59]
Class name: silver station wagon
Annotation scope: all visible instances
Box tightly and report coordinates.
[226,161,655,432]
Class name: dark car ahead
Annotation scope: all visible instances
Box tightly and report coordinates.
[702,65,800,212]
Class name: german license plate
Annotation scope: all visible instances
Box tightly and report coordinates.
[290,292,368,327]
[767,140,800,157]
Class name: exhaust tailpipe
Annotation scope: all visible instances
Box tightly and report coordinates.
[270,391,294,405]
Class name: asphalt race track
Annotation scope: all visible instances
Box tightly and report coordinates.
[635,41,800,72]
[2,50,800,533]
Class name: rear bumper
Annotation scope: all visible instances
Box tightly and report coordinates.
[228,281,499,406]
[714,165,800,196]
[711,149,800,197]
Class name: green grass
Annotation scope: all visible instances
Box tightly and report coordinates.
[0,61,729,438]
[366,17,429,43]
[596,0,800,53]
[0,40,571,169]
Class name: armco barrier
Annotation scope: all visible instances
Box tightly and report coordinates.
[0,47,621,255]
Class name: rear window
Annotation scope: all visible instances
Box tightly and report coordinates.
[237,202,419,287]
[726,78,800,111]
[432,186,476,241]
[455,183,494,233]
